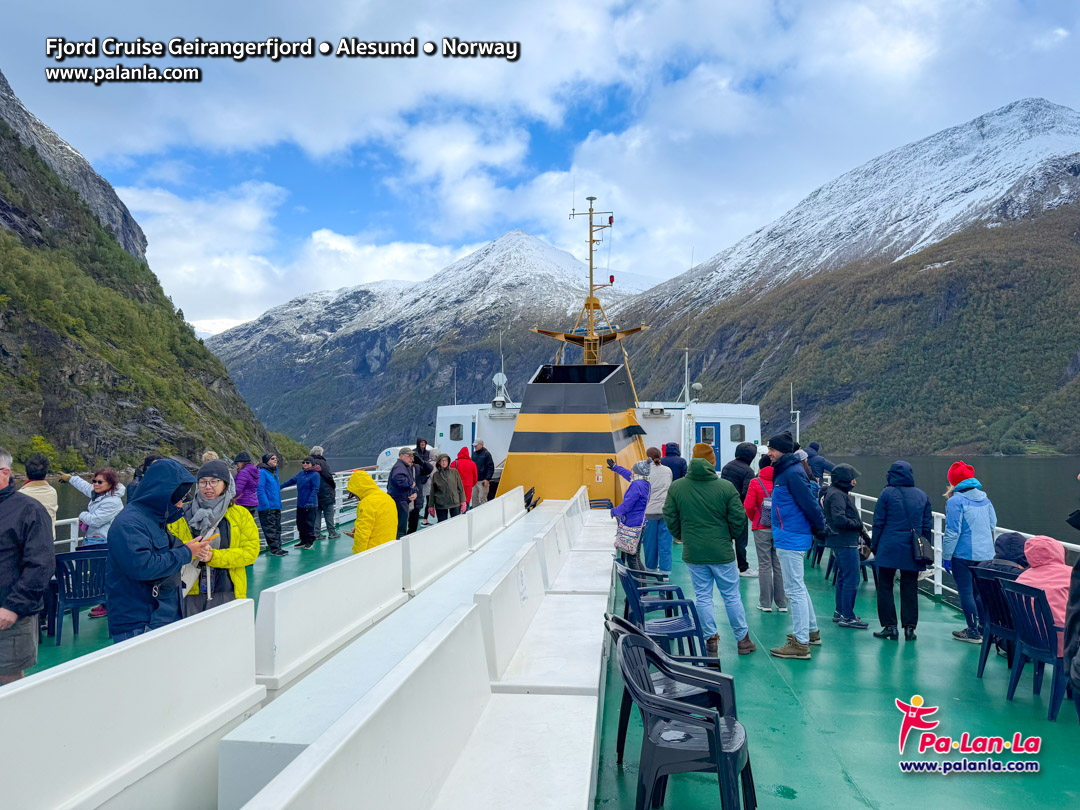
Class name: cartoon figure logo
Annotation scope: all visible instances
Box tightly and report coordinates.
[896,695,939,754]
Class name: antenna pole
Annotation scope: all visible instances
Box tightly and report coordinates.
[454,364,458,406]
[684,347,690,405]
[789,382,800,444]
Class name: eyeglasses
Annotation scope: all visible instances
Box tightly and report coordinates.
[197,478,223,488]
[93,479,107,485]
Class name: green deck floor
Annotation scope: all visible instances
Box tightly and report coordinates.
[30,524,357,676]
[595,548,1080,808]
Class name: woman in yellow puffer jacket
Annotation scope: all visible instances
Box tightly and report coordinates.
[345,470,398,553]
[168,459,260,614]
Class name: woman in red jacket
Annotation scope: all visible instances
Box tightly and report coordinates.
[451,448,478,510]
[743,457,788,613]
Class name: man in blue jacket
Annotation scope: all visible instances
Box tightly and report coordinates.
[660,442,687,481]
[105,459,209,643]
[388,448,418,538]
[257,453,286,556]
[805,442,835,485]
[766,432,826,660]
[282,458,321,549]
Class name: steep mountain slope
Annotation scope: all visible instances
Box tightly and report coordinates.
[208,230,636,455]
[631,98,1080,319]
[0,69,146,261]
[630,203,1080,454]
[0,73,273,466]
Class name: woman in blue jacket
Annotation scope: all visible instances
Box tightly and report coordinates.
[942,461,997,643]
[870,461,933,641]
[608,459,651,570]
[282,457,321,549]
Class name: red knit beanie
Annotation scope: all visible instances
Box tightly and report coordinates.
[947,461,975,487]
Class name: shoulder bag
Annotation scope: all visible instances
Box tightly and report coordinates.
[899,490,934,566]
[613,516,643,555]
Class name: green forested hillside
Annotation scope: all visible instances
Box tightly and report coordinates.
[629,204,1080,455]
[0,118,275,467]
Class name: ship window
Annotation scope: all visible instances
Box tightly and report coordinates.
[699,425,716,446]
[450,423,463,441]
[730,424,745,442]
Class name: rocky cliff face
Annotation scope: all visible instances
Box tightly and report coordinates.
[0,68,274,466]
[0,68,147,261]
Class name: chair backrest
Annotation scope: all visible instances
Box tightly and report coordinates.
[590,498,614,510]
[1000,580,1058,658]
[614,561,646,625]
[604,612,647,647]
[972,567,1016,632]
[55,550,108,602]
[616,633,662,703]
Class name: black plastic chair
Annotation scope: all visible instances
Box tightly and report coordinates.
[615,561,706,656]
[1000,580,1069,721]
[54,550,108,646]
[591,498,615,509]
[825,552,876,585]
[605,614,722,765]
[616,634,756,810]
[972,567,1019,677]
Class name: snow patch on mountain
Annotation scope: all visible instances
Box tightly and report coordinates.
[633,98,1080,316]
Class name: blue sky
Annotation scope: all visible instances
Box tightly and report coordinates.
[3,1,1079,332]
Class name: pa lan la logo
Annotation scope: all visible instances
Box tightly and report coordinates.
[895,695,1041,756]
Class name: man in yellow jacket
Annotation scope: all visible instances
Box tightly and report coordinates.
[345,470,398,553]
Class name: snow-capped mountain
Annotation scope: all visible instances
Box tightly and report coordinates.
[207,230,635,454]
[632,98,1080,316]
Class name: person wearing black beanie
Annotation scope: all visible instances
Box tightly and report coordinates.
[768,432,796,455]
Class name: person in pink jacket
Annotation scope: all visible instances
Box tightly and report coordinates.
[1016,535,1072,656]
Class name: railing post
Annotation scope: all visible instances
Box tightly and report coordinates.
[69,521,79,553]
[932,512,944,596]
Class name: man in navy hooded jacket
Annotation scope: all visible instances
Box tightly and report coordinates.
[660,443,687,481]
[105,459,209,643]
[766,431,826,659]
[805,442,835,485]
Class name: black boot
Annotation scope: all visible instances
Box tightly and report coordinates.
[904,626,917,641]
[874,625,899,640]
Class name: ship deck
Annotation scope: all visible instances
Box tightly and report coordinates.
[595,546,1079,808]
[28,515,1080,808]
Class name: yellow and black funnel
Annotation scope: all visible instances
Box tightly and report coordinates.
[498,363,647,504]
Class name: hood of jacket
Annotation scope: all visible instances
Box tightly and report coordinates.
[955,477,984,495]
[1025,534,1065,568]
[992,531,1028,566]
[885,461,915,488]
[664,442,681,457]
[771,453,801,477]
[456,447,471,460]
[687,457,717,480]
[758,466,774,486]
[830,463,860,490]
[129,459,195,518]
[435,453,453,470]
[347,469,382,502]
[734,442,756,464]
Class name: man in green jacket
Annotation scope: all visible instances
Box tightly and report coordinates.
[664,444,755,657]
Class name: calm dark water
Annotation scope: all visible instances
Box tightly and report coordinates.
[51,457,372,524]
[46,455,1080,537]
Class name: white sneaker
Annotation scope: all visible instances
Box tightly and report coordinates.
[777,606,789,613]
[755,604,772,612]
[740,567,759,578]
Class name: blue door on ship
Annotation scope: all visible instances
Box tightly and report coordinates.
[696,423,721,463]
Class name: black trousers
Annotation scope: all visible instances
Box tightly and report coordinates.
[435,508,455,523]
[296,506,317,544]
[396,503,409,539]
[735,530,749,572]
[877,567,919,628]
[258,509,282,551]
[407,506,421,535]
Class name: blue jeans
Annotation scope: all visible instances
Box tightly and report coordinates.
[640,518,673,573]
[687,562,748,642]
[951,557,984,634]
[777,548,819,645]
[833,546,860,619]
[111,625,151,644]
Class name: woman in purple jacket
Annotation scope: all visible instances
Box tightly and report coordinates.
[608,459,651,569]
[233,451,261,521]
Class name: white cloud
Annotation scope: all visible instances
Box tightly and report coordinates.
[1033,27,1069,51]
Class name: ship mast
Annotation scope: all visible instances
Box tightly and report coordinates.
[531,195,647,366]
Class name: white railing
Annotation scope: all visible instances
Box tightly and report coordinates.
[52,469,363,552]
[842,488,1080,599]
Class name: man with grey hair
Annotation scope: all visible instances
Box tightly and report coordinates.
[387,448,418,538]
[0,447,55,683]
[471,440,495,507]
